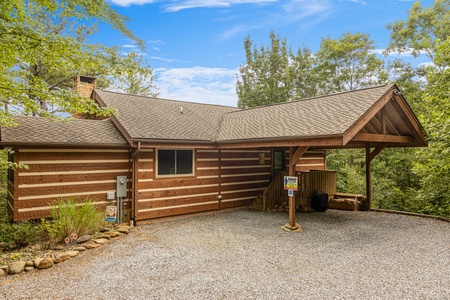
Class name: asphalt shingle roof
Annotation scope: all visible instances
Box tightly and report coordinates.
[95,90,240,141]
[1,84,396,146]
[216,84,394,141]
[1,116,127,146]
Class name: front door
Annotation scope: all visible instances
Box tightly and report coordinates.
[272,149,285,178]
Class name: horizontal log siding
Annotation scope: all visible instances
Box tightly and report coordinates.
[219,149,271,209]
[135,148,272,220]
[13,148,131,221]
[136,149,220,220]
[285,150,326,171]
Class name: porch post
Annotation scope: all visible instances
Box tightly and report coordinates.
[365,144,372,209]
[288,147,296,227]
[283,146,308,232]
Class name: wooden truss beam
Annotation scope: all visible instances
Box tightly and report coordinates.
[352,133,415,144]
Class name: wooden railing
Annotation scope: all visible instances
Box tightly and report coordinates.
[263,171,286,210]
[297,170,337,201]
[262,170,337,210]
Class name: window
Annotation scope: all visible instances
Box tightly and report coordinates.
[157,149,193,176]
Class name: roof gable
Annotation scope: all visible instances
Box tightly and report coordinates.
[216,84,394,142]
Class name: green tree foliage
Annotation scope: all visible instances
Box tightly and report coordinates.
[413,39,450,217]
[385,0,449,59]
[236,31,293,108]
[315,32,388,92]
[0,0,144,124]
[109,52,160,97]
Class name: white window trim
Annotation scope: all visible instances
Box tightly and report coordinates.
[156,149,195,178]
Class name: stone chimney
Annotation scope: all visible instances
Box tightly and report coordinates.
[73,76,96,98]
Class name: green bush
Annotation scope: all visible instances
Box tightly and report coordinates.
[50,197,103,242]
[0,221,39,250]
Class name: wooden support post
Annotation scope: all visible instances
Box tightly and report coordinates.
[366,143,386,209]
[288,147,296,228]
[283,146,308,232]
[365,145,372,209]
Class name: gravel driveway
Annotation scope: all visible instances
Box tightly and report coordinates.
[1,209,449,299]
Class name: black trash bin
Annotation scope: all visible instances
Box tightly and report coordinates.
[312,191,328,212]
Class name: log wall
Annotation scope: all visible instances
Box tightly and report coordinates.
[9,147,328,222]
[286,149,326,171]
[135,148,272,221]
[10,148,132,221]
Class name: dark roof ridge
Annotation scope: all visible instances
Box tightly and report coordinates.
[223,84,393,116]
[96,89,241,110]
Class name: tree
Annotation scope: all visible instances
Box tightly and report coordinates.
[236,31,293,108]
[288,47,320,100]
[385,0,449,59]
[0,0,144,125]
[109,52,160,97]
[413,39,450,217]
[315,32,388,92]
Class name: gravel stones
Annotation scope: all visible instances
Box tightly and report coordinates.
[1,210,449,299]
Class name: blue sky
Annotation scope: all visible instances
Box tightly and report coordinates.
[95,0,433,107]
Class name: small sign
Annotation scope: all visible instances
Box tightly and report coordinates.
[288,189,294,197]
[284,176,298,191]
[105,206,117,223]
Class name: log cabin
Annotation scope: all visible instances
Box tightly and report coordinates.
[1,77,427,226]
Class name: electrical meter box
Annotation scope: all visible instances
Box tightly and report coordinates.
[116,176,127,198]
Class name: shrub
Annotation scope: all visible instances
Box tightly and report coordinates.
[50,197,104,242]
[0,221,39,250]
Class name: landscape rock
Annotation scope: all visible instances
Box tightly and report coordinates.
[0,265,8,271]
[8,261,26,275]
[53,252,71,263]
[25,260,34,267]
[84,243,100,249]
[66,251,79,257]
[93,238,109,245]
[37,257,54,269]
[76,235,92,244]
[117,227,130,234]
[25,267,34,272]
[98,234,111,240]
[34,258,43,268]
[100,226,113,232]
[73,246,86,251]
[109,231,121,238]
[0,269,6,277]
[53,245,65,251]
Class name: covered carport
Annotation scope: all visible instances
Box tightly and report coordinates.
[215,84,427,231]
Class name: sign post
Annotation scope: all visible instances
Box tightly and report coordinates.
[283,174,301,231]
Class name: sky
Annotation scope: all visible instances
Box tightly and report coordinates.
[93,0,434,107]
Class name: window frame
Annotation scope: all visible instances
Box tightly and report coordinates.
[156,149,195,178]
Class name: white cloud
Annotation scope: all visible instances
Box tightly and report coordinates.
[162,0,277,12]
[155,66,239,107]
[109,0,156,6]
[109,0,276,9]
[147,39,166,45]
[122,44,138,48]
[218,0,332,40]
[149,56,184,64]
[371,48,429,57]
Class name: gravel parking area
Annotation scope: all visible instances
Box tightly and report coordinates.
[1,209,449,299]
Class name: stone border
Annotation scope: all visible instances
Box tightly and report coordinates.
[0,225,131,277]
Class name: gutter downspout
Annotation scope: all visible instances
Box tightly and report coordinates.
[131,142,141,226]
